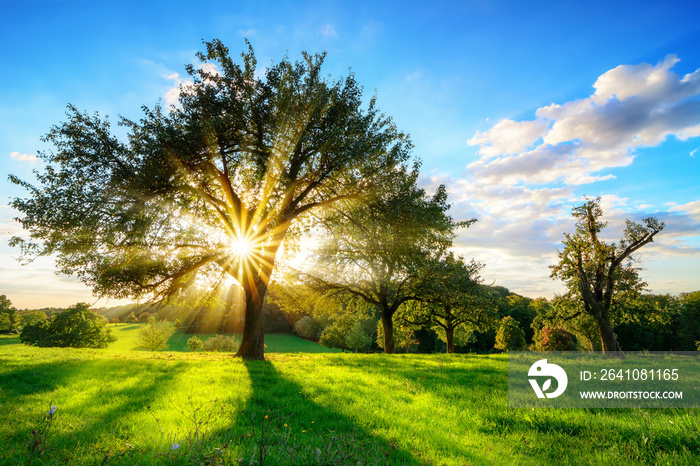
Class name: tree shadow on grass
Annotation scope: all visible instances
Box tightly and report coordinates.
[0,356,183,464]
[203,359,425,465]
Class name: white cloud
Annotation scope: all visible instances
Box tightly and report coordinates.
[163,64,220,108]
[468,119,548,158]
[468,55,700,187]
[10,151,39,165]
[319,24,338,38]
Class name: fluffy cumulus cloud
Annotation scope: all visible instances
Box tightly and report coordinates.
[10,151,39,165]
[440,56,700,297]
[163,63,222,108]
[468,55,700,187]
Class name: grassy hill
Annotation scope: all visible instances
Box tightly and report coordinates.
[0,339,698,464]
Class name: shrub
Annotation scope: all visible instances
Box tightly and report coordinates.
[294,316,323,341]
[531,326,577,351]
[19,303,116,348]
[202,334,239,352]
[111,317,120,324]
[494,316,527,351]
[138,312,152,323]
[187,335,204,351]
[125,312,138,323]
[138,317,174,351]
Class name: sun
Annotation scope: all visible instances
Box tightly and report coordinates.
[230,236,253,258]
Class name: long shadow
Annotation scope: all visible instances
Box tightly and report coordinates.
[201,359,430,465]
[1,354,183,464]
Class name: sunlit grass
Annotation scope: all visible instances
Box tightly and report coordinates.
[0,345,698,465]
[104,324,340,353]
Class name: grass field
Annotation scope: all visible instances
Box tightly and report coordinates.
[0,337,698,465]
[103,323,340,353]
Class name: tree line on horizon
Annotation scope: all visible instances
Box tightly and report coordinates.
[6,39,698,358]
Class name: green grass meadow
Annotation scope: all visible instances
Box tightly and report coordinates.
[103,323,340,353]
[0,331,698,465]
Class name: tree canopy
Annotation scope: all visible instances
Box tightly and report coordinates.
[550,198,664,355]
[298,164,473,353]
[10,39,412,359]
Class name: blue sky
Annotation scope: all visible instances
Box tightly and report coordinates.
[2,0,699,308]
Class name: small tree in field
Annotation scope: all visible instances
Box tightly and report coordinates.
[494,316,527,352]
[138,312,152,323]
[125,312,138,324]
[111,317,120,324]
[551,198,664,356]
[138,317,174,351]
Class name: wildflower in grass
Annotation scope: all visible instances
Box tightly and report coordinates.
[47,406,57,416]
[171,444,180,450]
[264,415,268,419]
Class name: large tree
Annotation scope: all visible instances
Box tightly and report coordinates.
[9,40,411,359]
[299,164,472,353]
[550,198,664,355]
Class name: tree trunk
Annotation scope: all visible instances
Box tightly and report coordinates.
[381,311,395,354]
[445,326,454,354]
[235,280,268,360]
[595,315,624,358]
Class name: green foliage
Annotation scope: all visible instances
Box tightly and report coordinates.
[137,318,174,351]
[138,312,152,323]
[125,312,138,324]
[0,295,19,333]
[110,317,120,324]
[186,335,204,351]
[19,303,116,348]
[678,291,700,351]
[376,321,418,353]
[301,166,474,353]
[532,326,577,351]
[202,334,239,352]
[345,321,373,352]
[19,310,48,328]
[293,316,324,341]
[494,316,527,352]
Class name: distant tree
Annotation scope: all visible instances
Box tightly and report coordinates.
[10,40,412,360]
[137,317,174,351]
[550,198,664,356]
[400,253,497,353]
[494,316,527,352]
[20,303,116,348]
[301,165,473,353]
[138,312,152,323]
[532,326,577,351]
[0,295,19,334]
[125,312,138,324]
[111,317,120,324]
